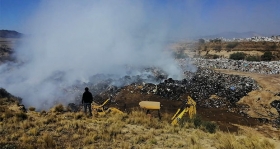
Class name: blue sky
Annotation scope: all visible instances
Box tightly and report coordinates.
[0,0,40,31]
[0,0,280,36]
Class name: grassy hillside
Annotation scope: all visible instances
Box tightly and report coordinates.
[173,41,280,60]
[0,101,277,149]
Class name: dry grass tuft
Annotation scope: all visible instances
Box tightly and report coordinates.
[53,104,65,113]
[0,102,277,149]
[42,133,56,148]
[213,131,275,149]
[74,112,85,120]
[15,112,28,121]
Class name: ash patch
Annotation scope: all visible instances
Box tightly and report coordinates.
[270,100,280,128]
[272,118,280,128]
[271,100,280,114]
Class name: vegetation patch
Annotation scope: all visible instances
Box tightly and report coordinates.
[0,100,277,148]
[226,42,239,49]
[229,52,246,60]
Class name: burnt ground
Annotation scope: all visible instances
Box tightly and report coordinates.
[197,107,260,132]
[106,84,262,133]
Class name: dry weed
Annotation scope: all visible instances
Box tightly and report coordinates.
[0,104,276,149]
[28,127,39,136]
[42,133,56,148]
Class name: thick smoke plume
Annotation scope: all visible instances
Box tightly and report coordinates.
[0,1,195,109]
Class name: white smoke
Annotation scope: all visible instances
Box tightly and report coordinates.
[0,1,195,109]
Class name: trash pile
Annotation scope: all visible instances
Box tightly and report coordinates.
[272,118,280,128]
[139,68,259,108]
[70,66,259,109]
[67,65,278,127]
[271,100,280,115]
[178,58,280,74]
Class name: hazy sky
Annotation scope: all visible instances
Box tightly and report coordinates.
[1,0,280,36]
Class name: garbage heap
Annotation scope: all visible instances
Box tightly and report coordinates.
[140,67,259,108]
[179,58,280,75]
[271,99,280,127]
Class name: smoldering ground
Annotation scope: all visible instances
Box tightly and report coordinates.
[0,1,197,110]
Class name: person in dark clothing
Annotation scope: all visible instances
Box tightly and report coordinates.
[82,87,93,116]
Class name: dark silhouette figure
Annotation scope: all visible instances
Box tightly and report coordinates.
[82,87,93,116]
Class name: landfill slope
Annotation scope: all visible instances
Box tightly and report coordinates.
[217,69,280,126]
[109,80,260,133]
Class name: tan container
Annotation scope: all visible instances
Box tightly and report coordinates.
[139,101,160,110]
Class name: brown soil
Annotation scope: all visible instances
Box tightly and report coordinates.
[197,107,260,132]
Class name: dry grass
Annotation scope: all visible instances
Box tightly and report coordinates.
[212,131,275,149]
[0,103,277,149]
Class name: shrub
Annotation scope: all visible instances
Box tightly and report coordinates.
[16,112,28,121]
[54,104,65,112]
[29,107,36,111]
[40,110,47,116]
[261,51,273,61]
[229,52,246,60]
[193,116,202,128]
[204,121,217,133]
[213,54,219,59]
[245,55,260,61]
[203,54,220,59]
